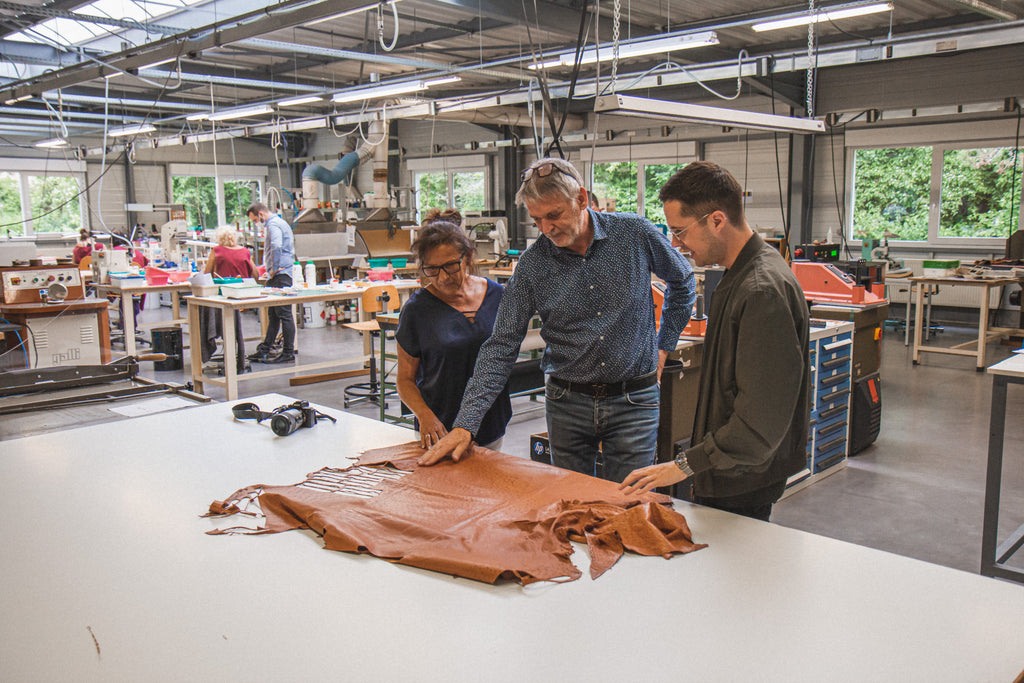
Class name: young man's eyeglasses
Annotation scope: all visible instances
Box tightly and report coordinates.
[420,253,465,277]
[521,162,579,184]
[669,212,712,241]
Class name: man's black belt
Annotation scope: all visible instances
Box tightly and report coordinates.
[548,371,657,398]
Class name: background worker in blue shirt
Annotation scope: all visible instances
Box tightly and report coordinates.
[246,202,296,364]
[420,157,696,483]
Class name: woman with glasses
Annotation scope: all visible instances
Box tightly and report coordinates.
[395,209,512,451]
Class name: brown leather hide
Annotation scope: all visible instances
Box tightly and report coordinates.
[207,442,706,585]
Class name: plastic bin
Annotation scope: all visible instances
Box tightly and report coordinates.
[151,327,183,371]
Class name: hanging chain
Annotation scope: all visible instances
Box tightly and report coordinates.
[805,0,817,118]
[610,0,621,92]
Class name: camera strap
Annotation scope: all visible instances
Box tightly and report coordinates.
[231,402,278,423]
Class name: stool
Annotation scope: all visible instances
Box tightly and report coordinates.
[343,284,400,412]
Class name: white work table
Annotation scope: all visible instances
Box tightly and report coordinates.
[2,394,1023,681]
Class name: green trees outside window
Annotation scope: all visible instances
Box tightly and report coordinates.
[453,172,485,212]
[852,145,1022,241]
[940,148,1023,238]
[28,175,82,233]
[225,180,260,227]
[852,147,932,241]
[0,172,22,236]
[592,162,637,214]
[416,170,486,221]
[416,172,448,222]
[643,163,680,224]
[172,176,217,229]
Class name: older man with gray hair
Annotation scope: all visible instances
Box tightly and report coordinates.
[420,157,696,482]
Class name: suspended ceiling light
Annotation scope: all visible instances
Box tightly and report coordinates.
[594,94,825,134]
[529,31,718,70]
[752,2,893,31]
[138,57,178,70]
[4,94,32,105]
[423,76,462,87]
[207,104,275,121]
[185,112,208,122]
[35,138,68,148]
[332,80,426,104]
[109,123,156,137]
[305,1,398,27]
[279,95,324,107]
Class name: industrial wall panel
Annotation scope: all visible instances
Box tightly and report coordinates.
[86,162,127,235]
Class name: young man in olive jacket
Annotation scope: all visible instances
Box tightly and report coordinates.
[621,161,810,521]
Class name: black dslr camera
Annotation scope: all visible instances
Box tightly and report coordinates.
[232,400,336,436]
[267,400,336,436]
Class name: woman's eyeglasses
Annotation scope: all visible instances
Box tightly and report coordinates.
[420,253,465,277]
[521,162,579,184]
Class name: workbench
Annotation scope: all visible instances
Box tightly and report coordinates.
[94,281,191,357]
[186,282,419,400]
[2,394,1023,681]
[910,275,1024,370]
[983,353,1024,585]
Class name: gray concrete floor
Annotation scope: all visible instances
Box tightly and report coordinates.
[105,300,1024,577]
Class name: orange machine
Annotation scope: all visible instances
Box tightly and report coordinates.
[791,261,885,306]
[651,283,707,337]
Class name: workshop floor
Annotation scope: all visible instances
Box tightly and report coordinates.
[134,300,1024,577]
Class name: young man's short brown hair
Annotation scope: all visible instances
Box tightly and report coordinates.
[658,161,744,225]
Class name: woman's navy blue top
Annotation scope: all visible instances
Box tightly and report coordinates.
[395,278,512,445]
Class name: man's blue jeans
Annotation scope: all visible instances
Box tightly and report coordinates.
[544,379,660,483]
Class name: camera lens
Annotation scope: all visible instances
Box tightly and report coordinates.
[270,409,303,436]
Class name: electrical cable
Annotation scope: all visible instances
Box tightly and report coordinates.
[768,65,791,260]
[377,0,398,52]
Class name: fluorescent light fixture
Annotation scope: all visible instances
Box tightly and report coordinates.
[423,76,462,87]
[279,95,324,107]
[4,94,32,104]
[530,31,718,69]
[35,138,68,148]
[332,80,426,104]
[207,104,275,121]
[109,123,156,137]
[139,57,177,70]
[305,1,392,27]
[594,94,825,134]
[753,2,892,31]
[186,112,209,122]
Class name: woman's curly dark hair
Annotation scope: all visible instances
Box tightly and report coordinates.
[412,209,475,274]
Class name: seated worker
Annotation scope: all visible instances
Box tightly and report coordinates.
[620,161,810,522]
[396,210,511,451]
[420,157,696,482]
[72,228,102,264]
[199,225,259,372]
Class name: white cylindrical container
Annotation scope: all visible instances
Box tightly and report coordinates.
[305,261,316,286]
[304,300,327,328]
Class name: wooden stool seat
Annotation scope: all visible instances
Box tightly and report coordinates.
[344,320,381,333]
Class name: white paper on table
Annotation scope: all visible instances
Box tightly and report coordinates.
[108,395,196,417]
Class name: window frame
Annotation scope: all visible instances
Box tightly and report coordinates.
[167,163,269,230]
[0,158,88,238]
[407,154,489,222]
[845,137,1024,250]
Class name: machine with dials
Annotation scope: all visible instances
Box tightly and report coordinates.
[0,265,111,368]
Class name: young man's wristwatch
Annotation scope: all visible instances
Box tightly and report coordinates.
[674,451,695,477]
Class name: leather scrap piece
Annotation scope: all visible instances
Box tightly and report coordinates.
[206,442,707,585]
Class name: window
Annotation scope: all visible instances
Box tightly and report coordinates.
[850,143,1023,243]
[592,162,638,214]
[416,172,448,222]
[0,172,22,237]
[28,175,82,233]
[939,147,1022,238]
[642,164,680,224]
[414,166,488,222]
[224,179,261,226]
[452,172,485,212]
[851,147,932,241]
[0,166,86,237]
[172,175,217,229]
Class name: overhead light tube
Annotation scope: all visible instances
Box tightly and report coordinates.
[424,76,462,87]
[35,138,68,148]
[305,1,391,27]
[207,104,275,121]
[109,123,156,137]
[279,95,324,107]
[752,2,893,31]
[332,80,426,104]
[529,31,718,69]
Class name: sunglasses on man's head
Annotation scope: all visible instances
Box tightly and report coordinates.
[521,162,579,184]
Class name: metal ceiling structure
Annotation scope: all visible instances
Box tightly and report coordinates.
[0,0,1022,150]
